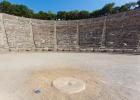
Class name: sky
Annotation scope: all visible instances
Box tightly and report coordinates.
[0,0,138,13]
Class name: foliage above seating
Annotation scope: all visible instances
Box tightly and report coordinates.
[0,0,140,20]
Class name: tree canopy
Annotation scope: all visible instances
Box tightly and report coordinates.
[0,0,139,20]
[137,0,140,7]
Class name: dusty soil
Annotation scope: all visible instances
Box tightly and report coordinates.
[0,53,140,100]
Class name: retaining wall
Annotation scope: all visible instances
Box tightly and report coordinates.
[0,9,140,53]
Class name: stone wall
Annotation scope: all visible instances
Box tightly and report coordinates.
[0,9,140,53]
[2,13,35,51]
[106,10,140,49]
[79,17,105,50]
[0,14,9,51]
[56,21,79,51]
[31,19,55,51]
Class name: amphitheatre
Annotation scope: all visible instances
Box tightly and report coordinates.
[0,8,140,100]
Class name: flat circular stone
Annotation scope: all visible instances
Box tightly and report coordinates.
[53,77,86,94]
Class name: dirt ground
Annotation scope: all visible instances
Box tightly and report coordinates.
[0,52,140,100]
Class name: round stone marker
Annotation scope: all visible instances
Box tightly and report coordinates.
[53,77,86,94]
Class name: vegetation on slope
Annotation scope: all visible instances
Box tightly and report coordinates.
[0,0,140,20]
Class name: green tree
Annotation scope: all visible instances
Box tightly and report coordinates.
[112,7,121,14]
[57,11,67,20]
[0,0,138,20]
[101,3,115,15]
[0,1,12,13]
[78,10,89,19]
[66,10,79,20]
[36,11,56,20]
[46,11,56,20]
[119,5,129,12]
[90,9,102,18]
[137,0,140,7]
[125,2,137,10]
[36,11,48,20]
[0,1,33,18]
[10,4,33,18]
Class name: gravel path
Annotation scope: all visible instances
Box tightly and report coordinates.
[0,53,140,100]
